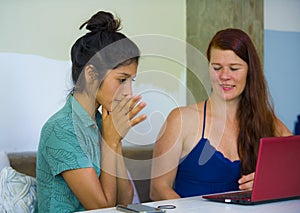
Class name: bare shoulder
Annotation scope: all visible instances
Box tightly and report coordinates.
[165,101,205,137]
[168,102,204,121]
[275,117,293,136]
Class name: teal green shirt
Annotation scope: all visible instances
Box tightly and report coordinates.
[36,95,102,213]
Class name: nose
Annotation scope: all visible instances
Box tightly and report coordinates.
[122,81,133,97]
[219,67,231,80]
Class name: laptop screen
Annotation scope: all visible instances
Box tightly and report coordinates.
[251,136,300,202]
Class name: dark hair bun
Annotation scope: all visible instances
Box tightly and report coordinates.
[79,11,121,33]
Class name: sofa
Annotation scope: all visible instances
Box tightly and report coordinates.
[7,144,154,203]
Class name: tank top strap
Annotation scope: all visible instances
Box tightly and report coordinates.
[201,100,208,139]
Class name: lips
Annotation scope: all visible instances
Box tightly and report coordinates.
[220,84,235,91]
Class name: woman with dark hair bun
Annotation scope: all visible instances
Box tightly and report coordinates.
[36,11,147,212]
[150,28,291,200]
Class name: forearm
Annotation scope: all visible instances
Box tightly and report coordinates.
[117,177,133,205]
[116,144,133,204]
[150,180,180,201]
[100,140,119,206]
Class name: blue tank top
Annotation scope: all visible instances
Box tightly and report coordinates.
[174,100,241,197]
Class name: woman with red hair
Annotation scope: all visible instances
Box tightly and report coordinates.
[150,28,291,200]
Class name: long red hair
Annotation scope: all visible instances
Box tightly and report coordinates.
[206,28,276,175]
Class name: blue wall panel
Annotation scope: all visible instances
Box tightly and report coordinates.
[264,29,300,133]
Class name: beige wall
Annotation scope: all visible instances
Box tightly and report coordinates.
[0,0,186,60]
[186,0,264,103]
[0,0,186,152]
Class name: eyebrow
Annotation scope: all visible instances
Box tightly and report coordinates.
[116,72,136,78]
[117,72,130,76]
[211,63,243,66]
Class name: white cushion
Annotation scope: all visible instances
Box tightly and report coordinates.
[0,152,10,171]
[0,167,37,213]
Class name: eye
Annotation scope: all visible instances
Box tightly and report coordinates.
[119,78,127,83]
[212,66,222,71]
[230,67,240,71]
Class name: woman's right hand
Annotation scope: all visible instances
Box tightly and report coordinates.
[238,172,255,190]
[101,95,146,146]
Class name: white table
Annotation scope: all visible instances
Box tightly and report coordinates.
[78,196,300,213]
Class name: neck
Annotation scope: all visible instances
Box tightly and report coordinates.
[73,92,99,120]
[209,93,240,121]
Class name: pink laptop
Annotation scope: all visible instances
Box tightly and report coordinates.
[202,135,300,204]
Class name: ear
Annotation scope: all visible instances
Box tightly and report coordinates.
[84,65,97,83]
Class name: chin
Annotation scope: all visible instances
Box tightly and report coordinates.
[224,96,240,102]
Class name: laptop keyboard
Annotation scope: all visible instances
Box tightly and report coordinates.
[219,191,252,200]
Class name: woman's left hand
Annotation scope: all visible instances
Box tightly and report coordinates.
[102,95,146,146]
[238,172,255,190]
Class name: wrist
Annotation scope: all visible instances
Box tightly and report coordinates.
[102,138,119,149]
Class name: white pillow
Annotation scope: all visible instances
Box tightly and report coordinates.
[0,167,37,213]
[0,152,10,171]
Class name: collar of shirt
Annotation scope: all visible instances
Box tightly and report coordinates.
[66,95,102,129]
